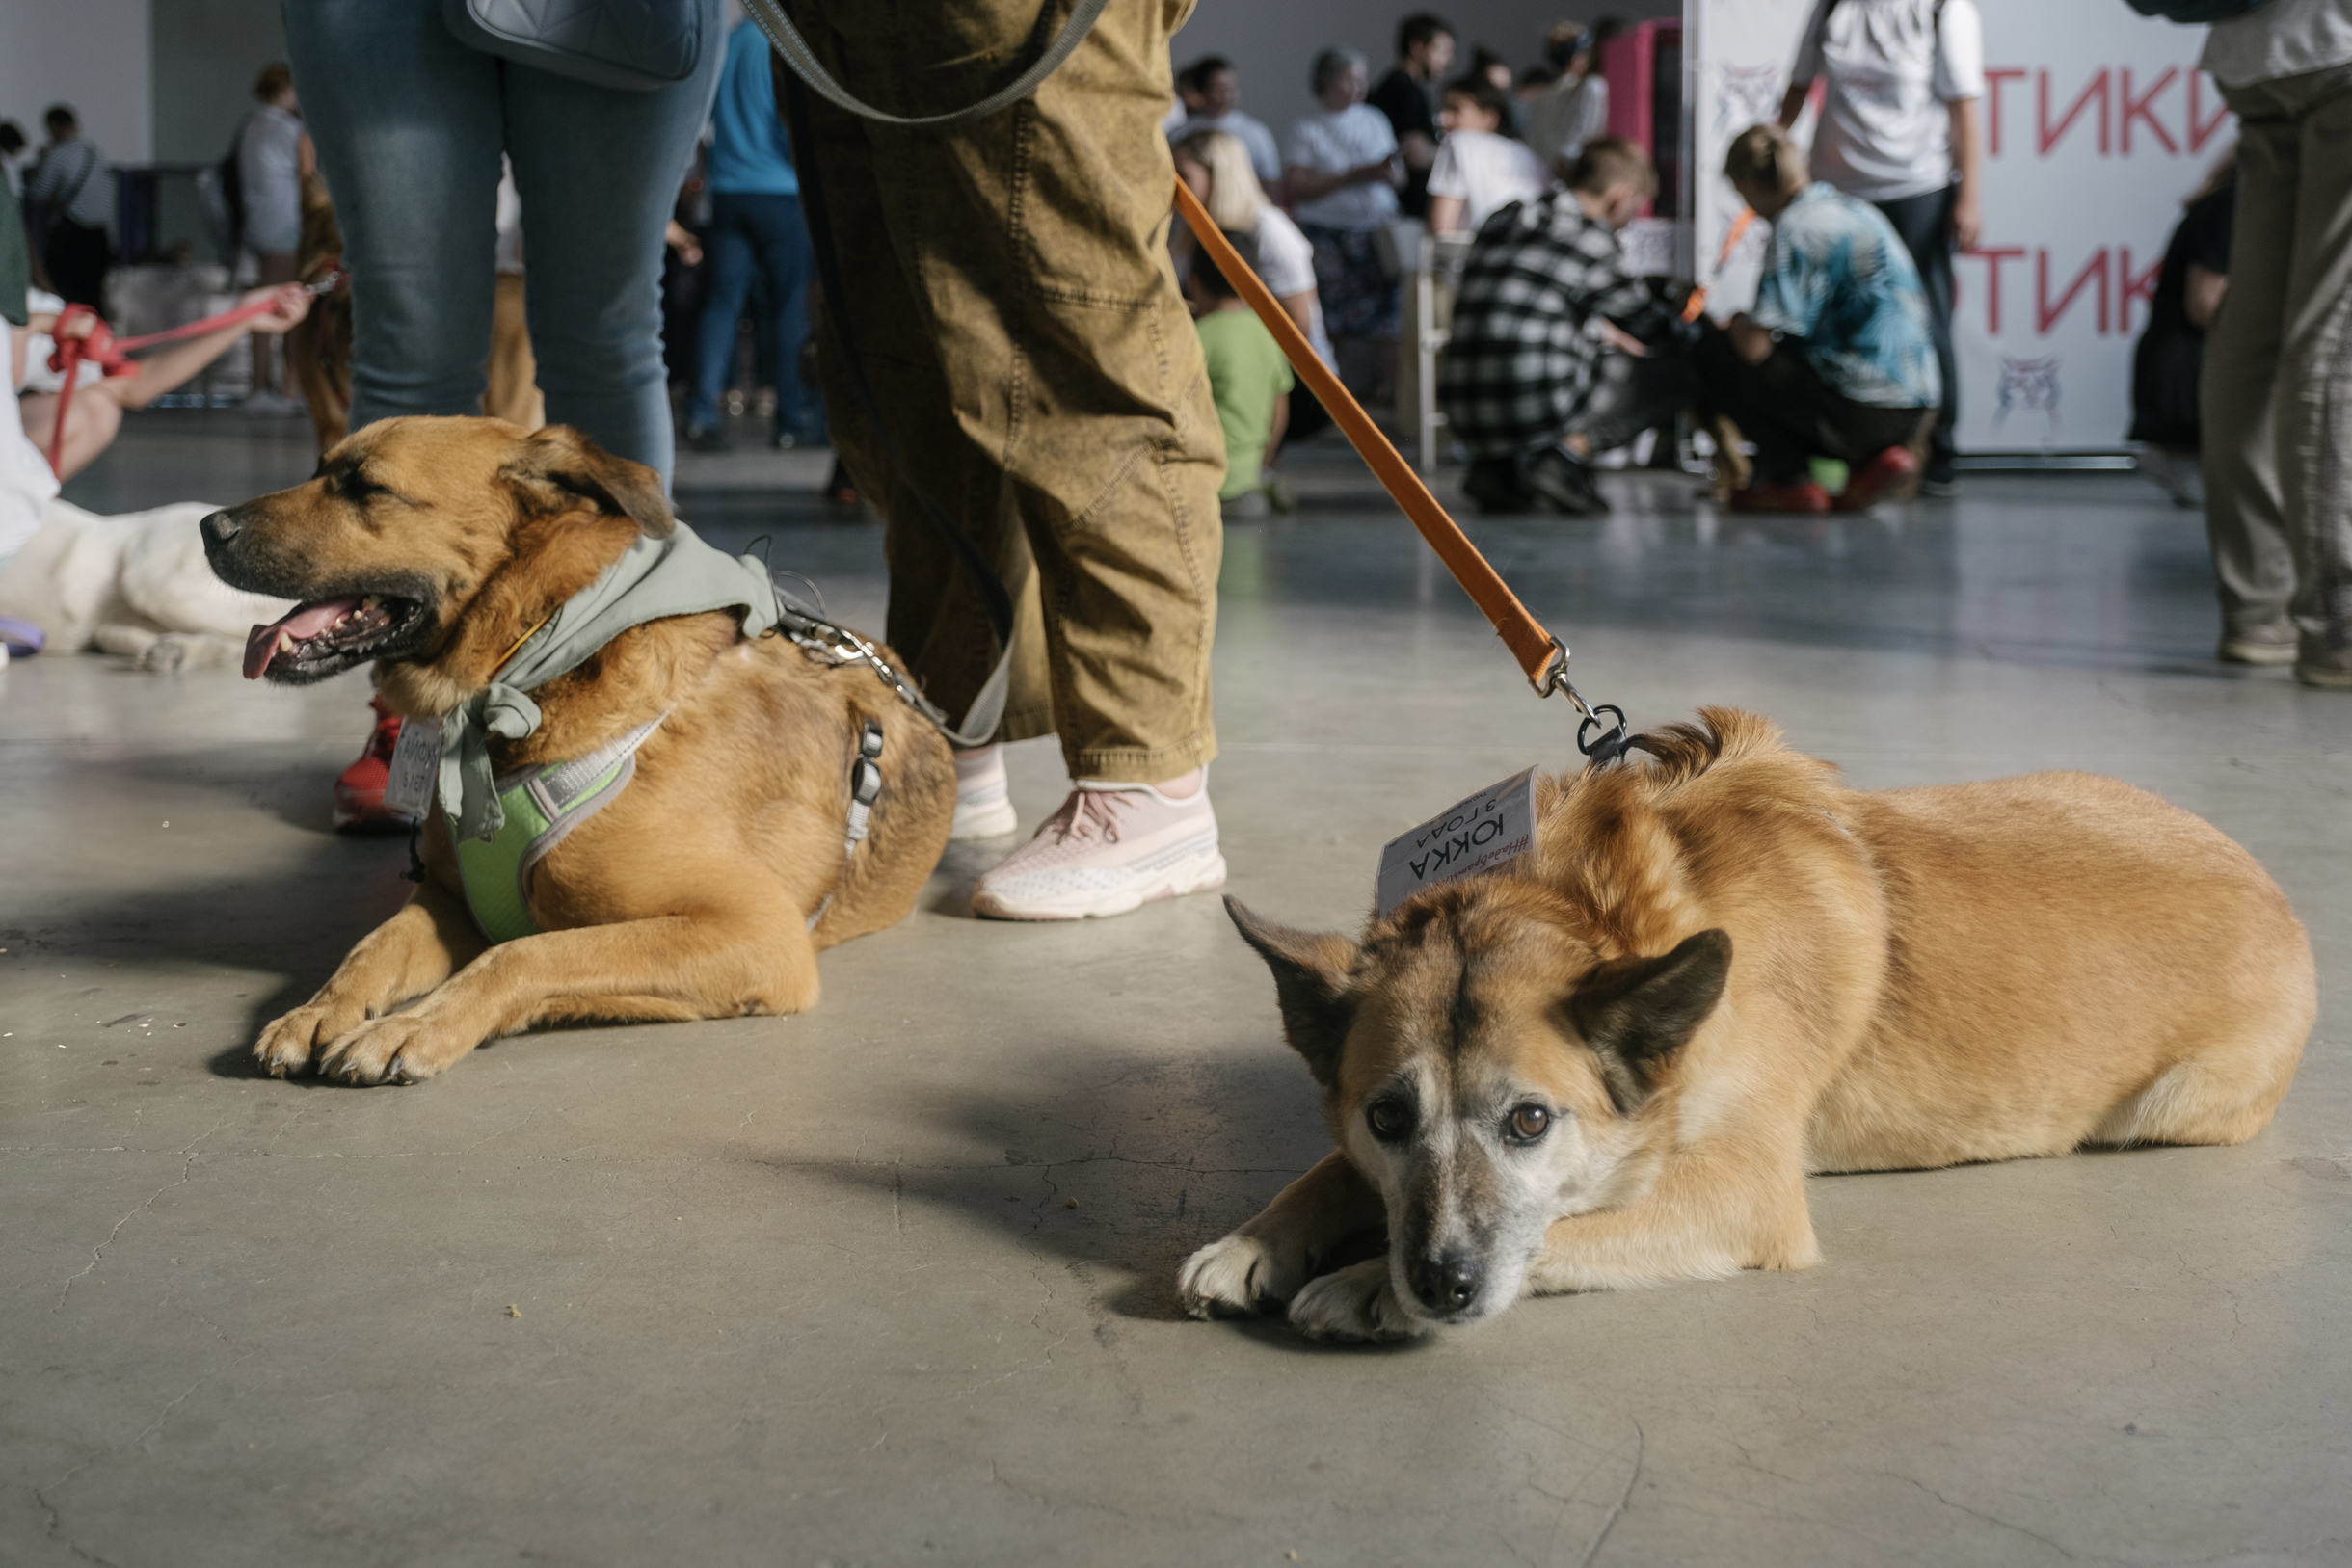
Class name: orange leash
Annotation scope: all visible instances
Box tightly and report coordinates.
[1174,179,1616,746]
[1680,207,1755,324]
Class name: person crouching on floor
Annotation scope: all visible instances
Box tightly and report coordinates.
[1702,125,1938,514]
[1187,234,1294,520]
[1437,137,1693,516]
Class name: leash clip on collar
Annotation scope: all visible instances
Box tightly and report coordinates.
[1531,639,1629,767]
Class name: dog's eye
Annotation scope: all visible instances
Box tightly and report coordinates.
[1367,1099,1413,1142]
[1507,1103,1552,1142]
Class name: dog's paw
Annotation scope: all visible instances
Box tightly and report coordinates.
[313,1012,470,1086]
[136,637,187,674]
[1287,1259,1426,1343]
[254,1002,366,1077]
[1178,1231,1311,1320]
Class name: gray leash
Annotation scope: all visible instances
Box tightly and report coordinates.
[739,0,1111,129]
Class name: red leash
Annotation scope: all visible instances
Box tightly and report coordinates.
[40,281,325,479]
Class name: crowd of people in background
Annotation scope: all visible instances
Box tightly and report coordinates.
[9,0,2349,713]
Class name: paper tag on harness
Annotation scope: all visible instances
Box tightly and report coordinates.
[1376,767,1537,917]
[382,714,442,820]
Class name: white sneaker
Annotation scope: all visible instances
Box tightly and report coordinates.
[950,745,1019,839]
[971,777,1226,921]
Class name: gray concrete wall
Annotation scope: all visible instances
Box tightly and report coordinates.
[149,0,289,164]
[0,0,152,163]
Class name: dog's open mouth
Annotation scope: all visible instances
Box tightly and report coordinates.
[243,594,424,680]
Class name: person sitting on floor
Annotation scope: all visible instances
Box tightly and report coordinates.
[18,284,311,481]
[1437,136,1689,517]
[1187,236,1293,520]
[1698,124,1938,515]
[1424,75,1553,238]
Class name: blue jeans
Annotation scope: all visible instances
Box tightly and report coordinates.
[685,192,811,437]
[282,0,721,487]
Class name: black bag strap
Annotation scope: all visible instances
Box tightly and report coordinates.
[744,0,1109,130]
[779,70,1016,748]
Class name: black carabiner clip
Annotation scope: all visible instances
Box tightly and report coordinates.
[1577,704,1631,768]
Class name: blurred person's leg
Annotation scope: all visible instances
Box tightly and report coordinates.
[502,0,722,488]
[1873,185,1958,487]
[2201,96,2299,654]
[1692,326,1817,481]
[2260,66,2352,682]
[1568,351,1697,457]
[760,197,813,442]
[44,221,111,311]
[685,195,758,441]
[282,0,503,428]
[795,0,1224,785]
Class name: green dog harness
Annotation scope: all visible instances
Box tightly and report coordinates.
[443,712,887,944]
[451,717,664,945]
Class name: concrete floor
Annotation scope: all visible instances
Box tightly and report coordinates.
[5,412,2348,1567]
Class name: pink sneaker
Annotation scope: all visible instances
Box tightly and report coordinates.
[971,778,1226,921]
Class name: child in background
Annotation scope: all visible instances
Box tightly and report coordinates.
[1188,235,1294,520]
[1425,76,1551,237]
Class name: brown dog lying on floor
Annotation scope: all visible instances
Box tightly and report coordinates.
[1182,709,2314,1340]
[200,416,953,1084]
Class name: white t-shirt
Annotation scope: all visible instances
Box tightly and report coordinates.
[1283,106,1399,231]
[1525,74,1609,173]
[1244,206,1333,366]
[2203,0,2352,88]
[236,104,305,255]
[1,350,61,565]
[1170,111,1283,186]
[1792,0,1986,202]
[1426,129,1554,233]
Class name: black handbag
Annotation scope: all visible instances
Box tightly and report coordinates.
[441,0,708,93]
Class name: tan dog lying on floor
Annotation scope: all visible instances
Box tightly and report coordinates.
[1182,709,2313,1341]
[201,416,953,1084]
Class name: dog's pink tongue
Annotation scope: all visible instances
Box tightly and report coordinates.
[243,598,361,679]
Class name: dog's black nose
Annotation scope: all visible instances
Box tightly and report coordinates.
[203,509,241,544]
[1409,1252,1484,1311]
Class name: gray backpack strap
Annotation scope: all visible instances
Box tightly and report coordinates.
[741,0,1110,130]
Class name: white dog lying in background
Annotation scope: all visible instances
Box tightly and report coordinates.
[0,499,295,671]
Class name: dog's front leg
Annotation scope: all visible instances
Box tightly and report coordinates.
[1524,1145,1819,1294]
[1178,1150,1385,1319]
[311,911,815,1085]
[254,880,486,1077]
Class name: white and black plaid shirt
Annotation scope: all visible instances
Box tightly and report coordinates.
[1437,195,1669,461]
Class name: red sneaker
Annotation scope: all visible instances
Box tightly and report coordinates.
[1728,477,1833,514]
[333,696,414,834]
[1834,445,1921,512]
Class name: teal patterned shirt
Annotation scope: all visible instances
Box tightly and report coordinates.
[1751,183,1941,409]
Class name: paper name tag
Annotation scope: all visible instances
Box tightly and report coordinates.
[381,714,441,821]
[1376,767,1537,917]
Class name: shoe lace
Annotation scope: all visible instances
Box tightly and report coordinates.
[1042,786,1136,847]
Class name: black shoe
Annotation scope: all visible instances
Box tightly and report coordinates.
[1462,458,1537,514]
[682,421,733,453]
[1522,445,1609,516]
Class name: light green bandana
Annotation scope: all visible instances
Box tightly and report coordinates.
[436,522,779,842]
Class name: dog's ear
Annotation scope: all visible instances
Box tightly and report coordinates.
[504,425,675,538]
[1567,929,1730,1114]
[1225,896,1359,1090]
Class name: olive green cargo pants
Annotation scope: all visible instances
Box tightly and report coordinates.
[783,0,1225,781]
